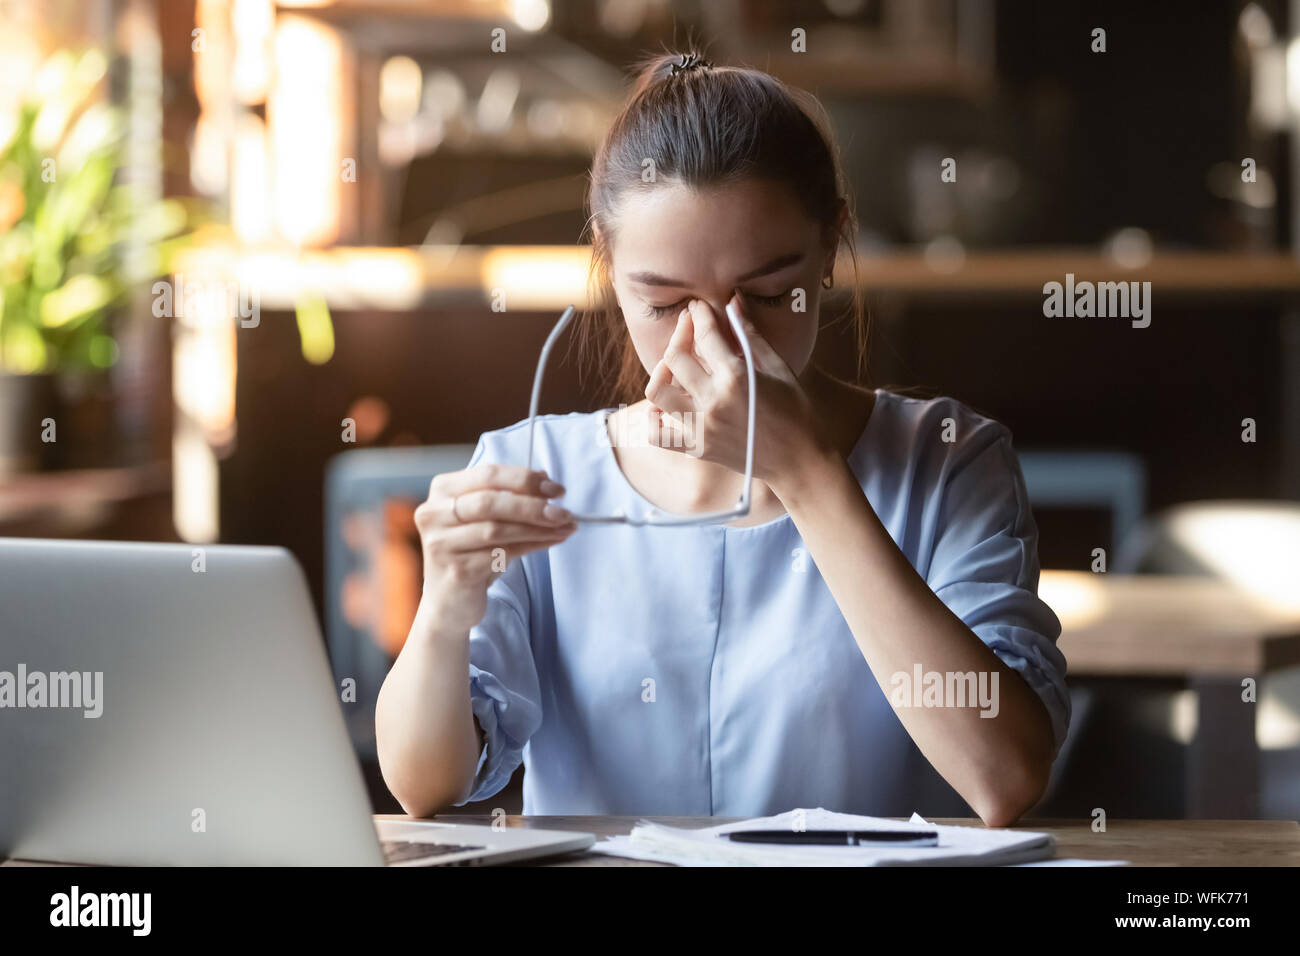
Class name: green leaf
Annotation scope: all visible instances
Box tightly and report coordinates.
[295,295,335,365]
[40,272,115,329]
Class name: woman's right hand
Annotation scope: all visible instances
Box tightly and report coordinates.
[414,463,576,638]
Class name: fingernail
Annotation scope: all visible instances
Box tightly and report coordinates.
[543,502,572,521]
[540,479,564,496]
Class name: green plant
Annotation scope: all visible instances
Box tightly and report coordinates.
[0,48,195,375]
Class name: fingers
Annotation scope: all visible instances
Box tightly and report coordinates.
[431,463,563,502]
[645,353,693,414]
[418,463,577,594]
[454,485,571,526]
[419,462,572,548]
[437,518,577,554]
[725,293,785,372]
[418,484,572,532]
[645,402,696,454]
[655,309,710,400]
[686,298,747,377]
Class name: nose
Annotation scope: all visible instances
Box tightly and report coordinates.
[692,293,742,352]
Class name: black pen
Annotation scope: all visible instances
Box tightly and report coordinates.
[723,829,939,847]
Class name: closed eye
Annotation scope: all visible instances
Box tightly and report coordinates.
[644,299,688,320]
[745,290,789,308]
[643,289,791,320]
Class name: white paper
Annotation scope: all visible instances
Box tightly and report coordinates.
[589,807,1067,867]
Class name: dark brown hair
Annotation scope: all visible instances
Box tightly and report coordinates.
[575,50,868,405]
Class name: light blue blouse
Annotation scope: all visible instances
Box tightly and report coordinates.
[452,388,1070,817]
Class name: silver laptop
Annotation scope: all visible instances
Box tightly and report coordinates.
[0,538,593,866]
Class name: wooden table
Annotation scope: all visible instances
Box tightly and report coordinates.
[1042,571,1300,819]
[8,817,1295,866]
[381,814,1300,866]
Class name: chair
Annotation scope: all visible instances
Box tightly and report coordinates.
[1015,449,1148,811]
[1017,449,1147,552]
[323,445,477,761]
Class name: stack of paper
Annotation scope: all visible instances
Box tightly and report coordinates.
[591,808,1059,867]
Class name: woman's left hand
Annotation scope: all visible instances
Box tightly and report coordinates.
[643,292,827,492]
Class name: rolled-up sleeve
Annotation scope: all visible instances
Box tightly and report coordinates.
[925,421,1071,757]
[451,437,544,805]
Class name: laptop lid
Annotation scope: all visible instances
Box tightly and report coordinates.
[0,538,384,865]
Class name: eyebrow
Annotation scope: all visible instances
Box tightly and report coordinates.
[626,251,806,288]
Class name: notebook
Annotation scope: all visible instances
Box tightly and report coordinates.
[590,807,1092,867]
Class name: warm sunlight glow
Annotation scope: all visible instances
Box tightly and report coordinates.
[1165,503,1300,616]
[231,113,271,243]
[231,0,273,104]
[270,14,343,246]
[173,422,220,544]
[1038,570,1111,631]
[380,55,422,123]
[479,246,591,310]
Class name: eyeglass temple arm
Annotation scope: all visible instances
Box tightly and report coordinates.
[724,301,757,510]
[527,305,576,471]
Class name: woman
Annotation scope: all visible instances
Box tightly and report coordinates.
[375,52,1068,826]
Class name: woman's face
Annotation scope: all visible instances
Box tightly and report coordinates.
[605,178,834,380]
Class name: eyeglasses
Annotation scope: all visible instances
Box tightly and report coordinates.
[525,303,756,526]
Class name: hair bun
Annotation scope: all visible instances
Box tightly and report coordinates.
[668,52,711,77]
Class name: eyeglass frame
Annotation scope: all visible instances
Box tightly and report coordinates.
[525,302,756,526]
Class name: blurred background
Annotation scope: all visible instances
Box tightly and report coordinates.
[2,0,1298,822]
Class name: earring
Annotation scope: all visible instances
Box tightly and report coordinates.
[821,273,833,289]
